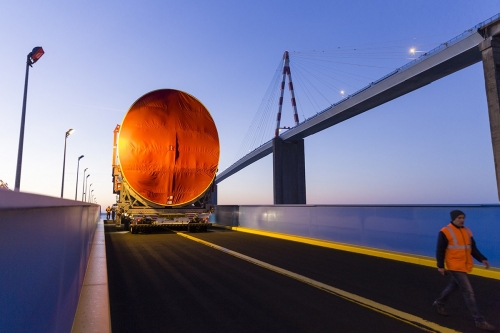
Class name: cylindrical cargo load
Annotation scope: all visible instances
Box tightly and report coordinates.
[118,89,219,207]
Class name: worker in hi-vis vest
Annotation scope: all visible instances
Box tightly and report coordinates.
[433,210,495,332]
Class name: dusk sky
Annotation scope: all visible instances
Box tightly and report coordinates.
[1,1,500,209]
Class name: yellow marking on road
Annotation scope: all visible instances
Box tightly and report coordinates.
[176,232,461,333]
[222,226,500,280]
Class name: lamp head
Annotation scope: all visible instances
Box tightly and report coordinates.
[28,47,44,65]
[66,129,74,138]
[78,155,84,160]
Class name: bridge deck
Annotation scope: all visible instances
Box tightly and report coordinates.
[104,226,500,333]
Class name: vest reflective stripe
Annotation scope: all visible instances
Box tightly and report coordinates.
[441,224,473,272]
[447,245,471,249]
[444,225,471,249]
[444,225,458,245]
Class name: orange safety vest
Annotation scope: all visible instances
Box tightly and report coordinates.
[441,223,474,272]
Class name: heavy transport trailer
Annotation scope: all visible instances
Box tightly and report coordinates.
[125,219,211,234]
[113,162,216,233]
[115,179,214,233]
[129,218,211,234]
[112,89,219,234]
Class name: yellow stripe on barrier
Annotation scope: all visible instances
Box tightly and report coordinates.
[214,225,500,281]
[177,231,461,333]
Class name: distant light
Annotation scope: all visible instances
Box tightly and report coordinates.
[409,47,415,55]
[340,90,345,95]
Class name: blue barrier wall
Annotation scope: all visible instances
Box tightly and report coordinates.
[0,190,100,333]
[212,204,500,268]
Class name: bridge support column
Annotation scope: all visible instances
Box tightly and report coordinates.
[211,183,218,205]
[273,137,306,204]
[480,34,500,201]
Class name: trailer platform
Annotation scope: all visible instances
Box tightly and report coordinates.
[129,222,211,234]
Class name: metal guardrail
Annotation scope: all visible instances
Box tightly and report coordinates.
[213,204,500,271]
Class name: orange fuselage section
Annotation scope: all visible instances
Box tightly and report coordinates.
[118,89,219,206]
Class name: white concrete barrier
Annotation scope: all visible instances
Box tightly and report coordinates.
[0,189,102,332]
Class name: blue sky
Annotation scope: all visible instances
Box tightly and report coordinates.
[1,0,499,208]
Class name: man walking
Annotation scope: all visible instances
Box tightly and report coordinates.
[106,206,111,220]
[433,210,496,331]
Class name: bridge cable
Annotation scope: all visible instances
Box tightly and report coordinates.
[234,59,283,161]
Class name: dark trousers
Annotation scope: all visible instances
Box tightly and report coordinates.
[435,270,484,323]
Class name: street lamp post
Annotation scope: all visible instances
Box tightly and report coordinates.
[91,190,94,203]
[60,129,74,198]
[87,183,93,202]
[14,46,45,191]
[84,175,90,201]
[82,168,88,201]
[75,155,84,200]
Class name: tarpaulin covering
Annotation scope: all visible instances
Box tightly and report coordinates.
[118,89,219,206]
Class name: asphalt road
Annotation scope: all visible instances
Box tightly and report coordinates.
[105,226,500,333]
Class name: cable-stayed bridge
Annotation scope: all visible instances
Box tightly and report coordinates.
[4,12,500,333]
[215,13,500,204]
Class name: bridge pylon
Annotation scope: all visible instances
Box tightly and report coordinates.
[273,137,306,204]
[480,21,500,201]
[272,51,306,204]
[275,50,299,137]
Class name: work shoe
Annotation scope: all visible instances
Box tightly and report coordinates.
[432,301,448,316]
[475,321,497,331]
